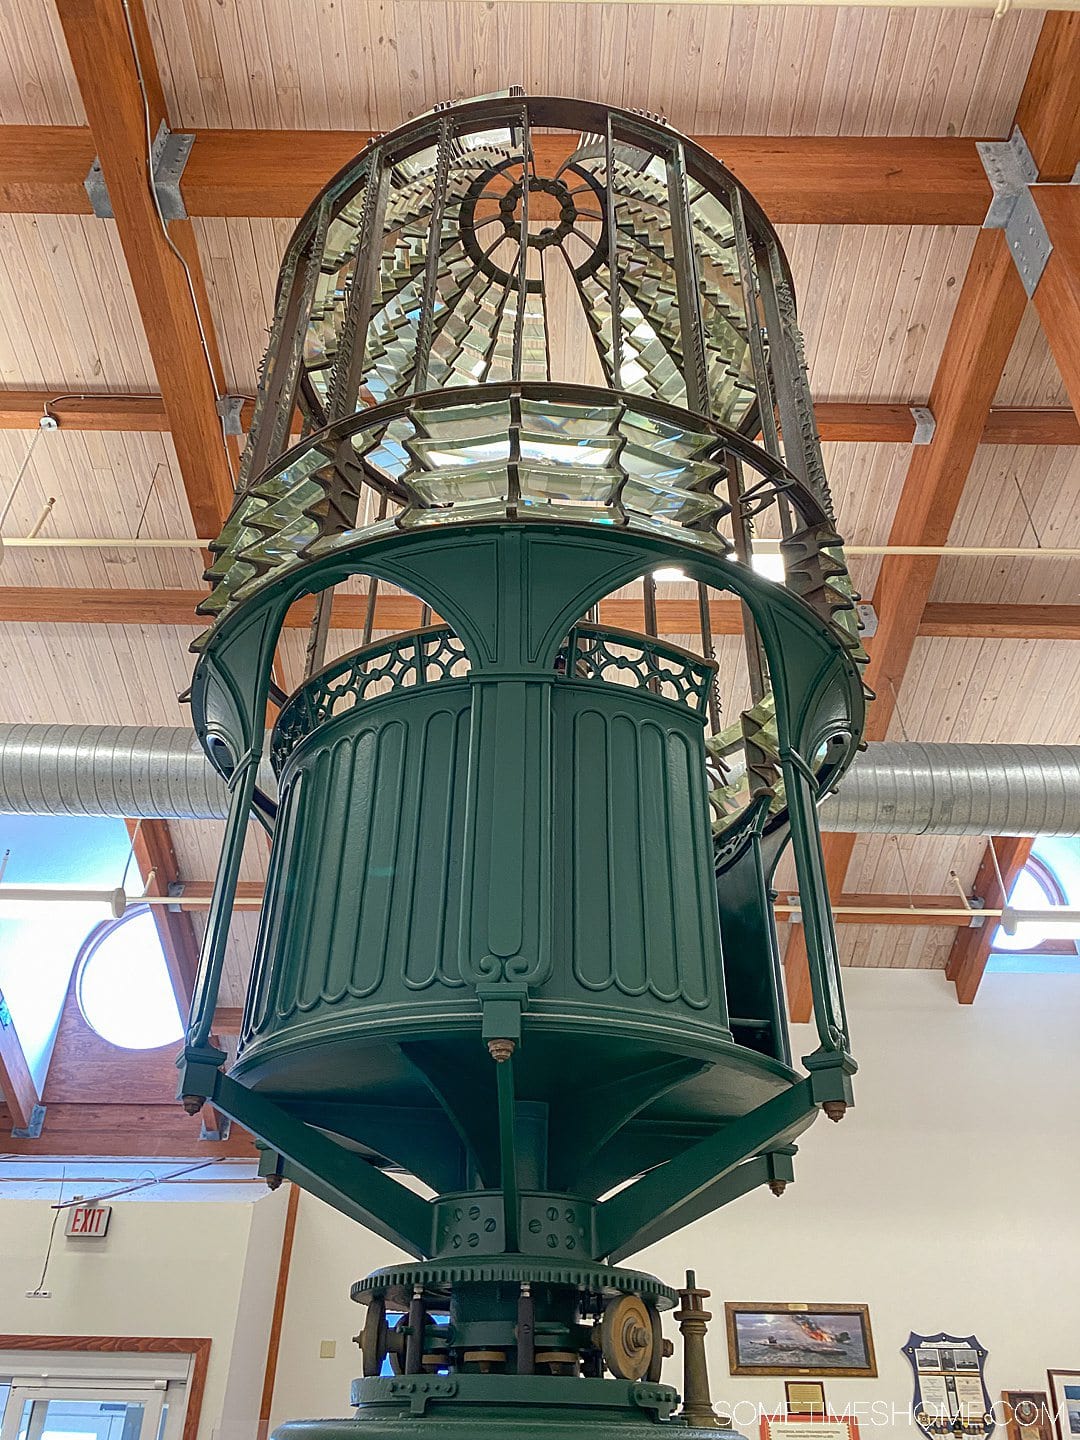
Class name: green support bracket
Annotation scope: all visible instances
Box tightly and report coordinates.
[596,1077,819,1262]
[175,1044,227,1105]
[478,984,528,1046]
[213,1073,433,1258]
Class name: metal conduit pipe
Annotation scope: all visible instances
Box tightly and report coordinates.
[0,726,1078,837]
[819,741,1080,836]
[0,724,276,821]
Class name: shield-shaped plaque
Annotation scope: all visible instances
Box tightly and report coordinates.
[903,1333,994,1440]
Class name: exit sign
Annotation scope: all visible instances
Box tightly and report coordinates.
[65,1204,112,1238]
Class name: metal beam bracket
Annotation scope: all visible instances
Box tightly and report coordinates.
[215,396,246,436]
[855,600,878,638]
[978,128,1052,299]
[11,1102,46,1139]
[909,406,935,445]
[85,121,195,223]
[200,1111,232,1142]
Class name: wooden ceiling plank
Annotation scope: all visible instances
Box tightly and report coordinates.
[53,0,236,541]
[780,11,1080,1023]
[1030,185,1080,425]
[947,836,1034,1003]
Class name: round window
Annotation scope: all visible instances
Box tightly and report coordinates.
[76,907,184,1049]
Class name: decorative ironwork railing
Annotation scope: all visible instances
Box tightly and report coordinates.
[559,623,717,715]
[272,621,722,770]
[272,625,470,771]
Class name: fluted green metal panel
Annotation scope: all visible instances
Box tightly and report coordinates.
[237,675,731,1088]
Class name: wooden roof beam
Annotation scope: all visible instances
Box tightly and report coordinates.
[0,125,990,226]
[126,819,199,1015]
[180,881,990,928]
[53,0,236,542]
[3,391,1078,445]
[946,837,1034,1003]
[0,1101,256,1156]
[779,11,1080,1024]
[3,587,1080,641]
[0,1007,40,1133]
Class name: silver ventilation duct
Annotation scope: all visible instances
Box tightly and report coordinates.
[0,725,1077,838]
[820,741,1080,836]
[0,725,276,822]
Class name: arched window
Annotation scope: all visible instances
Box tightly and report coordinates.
[989,837,1080,971]
[76,907,184,1050]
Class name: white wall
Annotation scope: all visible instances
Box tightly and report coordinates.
[0,1192,287,1440]
[266,970,1080,1433]
[4,970,1078,1440]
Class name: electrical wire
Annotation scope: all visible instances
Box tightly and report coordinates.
[118,0,239,489]
[0,427,44,531]
[50,1158,221,1209]
[28,1165,67,1296]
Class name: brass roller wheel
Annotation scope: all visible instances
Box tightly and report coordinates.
[359,1298,388,1377]
[600,1293,656,1381]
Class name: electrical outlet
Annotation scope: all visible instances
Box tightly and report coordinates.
[319,1340,336,1359]
[25,1290,51,1299]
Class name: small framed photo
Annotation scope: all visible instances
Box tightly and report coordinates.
[786,1381,828,1416]
[726,1303,877,1377]
[1048,1372,1080,1440]
[1003,1391,1055,1440]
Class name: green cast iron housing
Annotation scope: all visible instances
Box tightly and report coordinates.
[179,92,868,1417]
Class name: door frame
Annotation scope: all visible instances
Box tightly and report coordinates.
[0,1339,210,1440]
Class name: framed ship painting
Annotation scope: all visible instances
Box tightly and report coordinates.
[725,1303,877,1377]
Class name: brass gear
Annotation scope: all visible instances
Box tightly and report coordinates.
[600,1293,656,1381]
